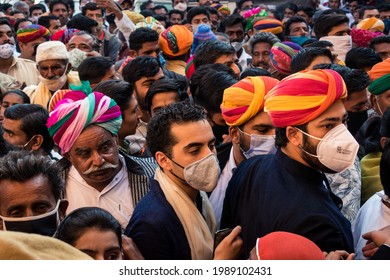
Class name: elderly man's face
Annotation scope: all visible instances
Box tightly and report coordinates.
[65,125,121,190]
[67,34,94,53]
[37,59,68,79]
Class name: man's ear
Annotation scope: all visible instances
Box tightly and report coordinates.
[66,63,72,74]
[155,151,172,171]
[380,136,389,150]
[30,134,43,151]
[230,126,240,144]
[58,199,69,221]
[286,126,302,147]
[128,50,137,58]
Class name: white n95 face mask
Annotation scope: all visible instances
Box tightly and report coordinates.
[297,124,359,173]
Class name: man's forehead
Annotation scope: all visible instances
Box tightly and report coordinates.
[38,59,67,67]
[0,24,11,31]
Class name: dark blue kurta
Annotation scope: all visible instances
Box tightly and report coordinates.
[221,149,354,258]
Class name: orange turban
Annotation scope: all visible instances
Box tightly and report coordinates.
[264,69,347,127]
[221,76,279,126]
[159,25,194,57]
[255,231,325,260]
[357,17,384,33]
[368,57,390,80]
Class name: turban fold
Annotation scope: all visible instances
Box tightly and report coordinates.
[368,57,390,80]
[122,10,145,24]
[255,232,325,260]
[264,69,347,127]
[211,3,231,16]
[159,25,193,57]
[368,73,390,95]
[350,28,382,47]
[16,24,50,43]
[357,17,384,33]
[47,91,122,154]
[51,28,79,44]
[253,18,283,35]
[270,41,301,75]
[221,76,279,126]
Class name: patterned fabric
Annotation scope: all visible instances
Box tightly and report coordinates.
[191,24,216,54]
[269,41,301,75]
[47,91,122,154]
[210,3,231,16]
[16,24,50,43]
[135,16,165,34]
[159,25,193,57]
[122,10,145,24]
[51,28,79,44]
[264,69,347,127]
[221,76,278,126]
[253,17,283,35]
[242,7,268,31]
[351,28,382,47]
[325,156,361,223]
[357,17,385,33]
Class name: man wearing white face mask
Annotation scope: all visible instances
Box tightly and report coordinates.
[221,69,357,258]
[23,41,80,109]
[219,14,251,71]
[209,76,279,227]
[314,13,351,63]
[125,102,243,260]
[0,150,68,236]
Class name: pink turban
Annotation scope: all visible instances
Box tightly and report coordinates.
[47,91,122,154]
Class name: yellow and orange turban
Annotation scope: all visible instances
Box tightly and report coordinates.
[221,76,279,126]
[264,69,347,127]
[159,25,193,57]
[357,17,384,33]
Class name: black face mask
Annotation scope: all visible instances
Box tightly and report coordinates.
[347,110,368,137]
[1,201,60,236]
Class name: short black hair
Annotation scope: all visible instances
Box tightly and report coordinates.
[122,56,161,85]
[313,13,349,39]
[153,5,168,14]
[275,124,307,148]
[38,15,59,29]
[146,101,207,157]
[187,7,210,24]
[168,9,184,20]
[248,32,280,53]
[14,18,32,33]
[297,6,315,18]
[55,207,122,249]
[217,13,246,33]
[30,4,46,15]
[4,104,54,154]
[49,0,69,13]
[240,67,271,79]
[290,47,332,73]
[190,64,237,114]
[345,47,381,70]
[78,56,114,85]
[284,15,308,37]
[0,18,11,29]
[1,89,30,104]
[369,35,390,49]
[93,80,134,115]
[0,150,64,201]
[145,77,182,113]
[304,39,333,48]
[140,0,154,11]
[359,5,377,19]
[66,13,98,33]
[128,27,159,52]
[193,40,235,69]
[81,2,105,17]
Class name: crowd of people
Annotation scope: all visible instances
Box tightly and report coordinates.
[0,0,390,260]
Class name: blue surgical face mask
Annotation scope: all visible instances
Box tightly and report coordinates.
[0,200,61,236]
[238,128,277,159]
[288,36,311,46]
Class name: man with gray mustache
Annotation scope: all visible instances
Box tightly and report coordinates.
[47,90,152,230]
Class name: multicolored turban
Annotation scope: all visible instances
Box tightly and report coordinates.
[270,41,301,75]
[264,69,347,127]
[368,58,390,95]
[159,25,193,57]
[357,17,385,33]
[135,16,165,34]
[242,7,269,31]
[255,232,325,260]
[51,28,79,44]
[221,76,279,126]
[47,91,122,154]
[211,3,231,16]
[253,18,283,35]
[16,24,50,43]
